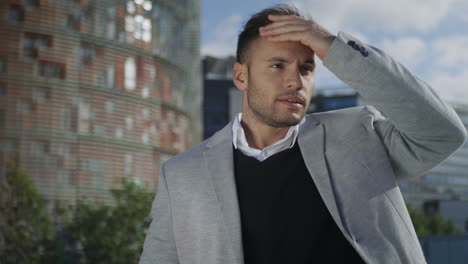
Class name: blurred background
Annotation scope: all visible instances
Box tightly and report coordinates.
[0,0,467,263]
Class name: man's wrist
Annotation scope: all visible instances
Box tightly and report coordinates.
[315,35,336,61]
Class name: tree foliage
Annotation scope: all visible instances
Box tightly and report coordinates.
[407,204,461,236]
[66,179,155,264]
[0,162,58,264]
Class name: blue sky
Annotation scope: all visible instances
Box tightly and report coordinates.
[201,0,468,104]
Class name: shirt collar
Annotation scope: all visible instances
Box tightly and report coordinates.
[231,113,303,152]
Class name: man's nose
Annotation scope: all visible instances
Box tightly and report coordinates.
[285,69,303,90]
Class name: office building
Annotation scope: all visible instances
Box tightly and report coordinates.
[0,0,201,205]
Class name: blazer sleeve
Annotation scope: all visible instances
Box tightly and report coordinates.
[322,32,467,181]
[139,164,179,264]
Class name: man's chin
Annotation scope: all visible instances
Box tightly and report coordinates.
[269,114,304,127]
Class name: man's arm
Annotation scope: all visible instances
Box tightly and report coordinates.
[322,32,466,180]
[140,164,179,264]
[260,15,467,180]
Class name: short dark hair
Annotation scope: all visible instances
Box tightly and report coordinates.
[236,4,307,63]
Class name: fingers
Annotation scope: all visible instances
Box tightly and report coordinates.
[259,17,311,43]
[261,15,304,31]
[263,30,307,43]
[267,14,299,22]
[260,14,334,60]
[259,14,312,38]
[259,25,308,40]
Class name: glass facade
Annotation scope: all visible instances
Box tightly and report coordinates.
[0,0,201,205]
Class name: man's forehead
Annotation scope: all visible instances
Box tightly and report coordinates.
[250,38,315,62]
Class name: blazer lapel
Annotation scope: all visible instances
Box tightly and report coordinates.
[203,123,244,264]
[298,115,347,237]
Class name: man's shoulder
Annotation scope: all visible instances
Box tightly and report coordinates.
[303,105,383,140]
[163,121,233,169]
[307,105,377,124]
[164,139,210,168]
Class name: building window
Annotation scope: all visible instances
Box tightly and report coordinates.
[150,123,157,134]
[93,124,106,136]
[9,4,25,21]
[0,58,5,73]
[32,87,50,104]
[98,66,115,88]
[62,107,72,131]
[126,15,152,42]
[125,0,152,42]
[105,101,114,114]
[106,8,116,40]
[124,153,133,176]
[115,127,124,138]
[124,57,136,90]
[141,86,150,98]
[38,61,65,79]
[142,132,149,144]
[106,66,115,88]
[127,1,136,14]
[82,159,105,187]
[79,100,91,133]
[145,64,156,83]
[0,110,5,128]
[142,108,150,120]
[0,84,5,96]
[125,116,134,130]
[58,143,70,157]
[66,14,82,31]
[57,170,71,184]
[79,43,97,67]
[24,0,40,8]
[31,141,48,156]
[19,100,32,113]
[23,33,52,58]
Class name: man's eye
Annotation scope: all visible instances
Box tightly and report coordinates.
[301,65,315,73]
[272,63,283,69]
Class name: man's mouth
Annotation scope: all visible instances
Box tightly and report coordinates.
[278,95,305,108]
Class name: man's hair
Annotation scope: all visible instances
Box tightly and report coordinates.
[236,4,307,64]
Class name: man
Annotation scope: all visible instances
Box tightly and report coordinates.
[140,4,466,264]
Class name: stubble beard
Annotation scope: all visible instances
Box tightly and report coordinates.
[246,82,305,128]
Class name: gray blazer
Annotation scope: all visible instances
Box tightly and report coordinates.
[140,32,467,264]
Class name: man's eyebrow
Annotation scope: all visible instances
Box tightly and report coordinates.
[266,57,289,63]
[266,57,315,64]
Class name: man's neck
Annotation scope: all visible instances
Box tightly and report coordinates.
[240,116,290,150]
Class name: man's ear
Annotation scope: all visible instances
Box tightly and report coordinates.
[233,62,248,92]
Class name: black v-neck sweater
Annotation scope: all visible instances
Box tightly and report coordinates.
[233,143,365,264]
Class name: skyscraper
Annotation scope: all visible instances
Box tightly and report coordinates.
[0,0,201,205]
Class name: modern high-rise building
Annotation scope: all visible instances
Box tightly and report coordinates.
[0,0,201,205]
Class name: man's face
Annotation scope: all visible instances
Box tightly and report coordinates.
[242,37,316,127]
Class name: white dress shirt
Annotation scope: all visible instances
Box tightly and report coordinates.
[231,113,304,162]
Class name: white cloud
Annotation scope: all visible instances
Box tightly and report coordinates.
[429,68,468,104]
[202,14,243,57]
[380,37,428,70]
[377,35,468,104]
[295,0,462,34]
[432,35,468,68]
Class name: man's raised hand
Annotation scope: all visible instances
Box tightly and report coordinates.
[259,14,335,60]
